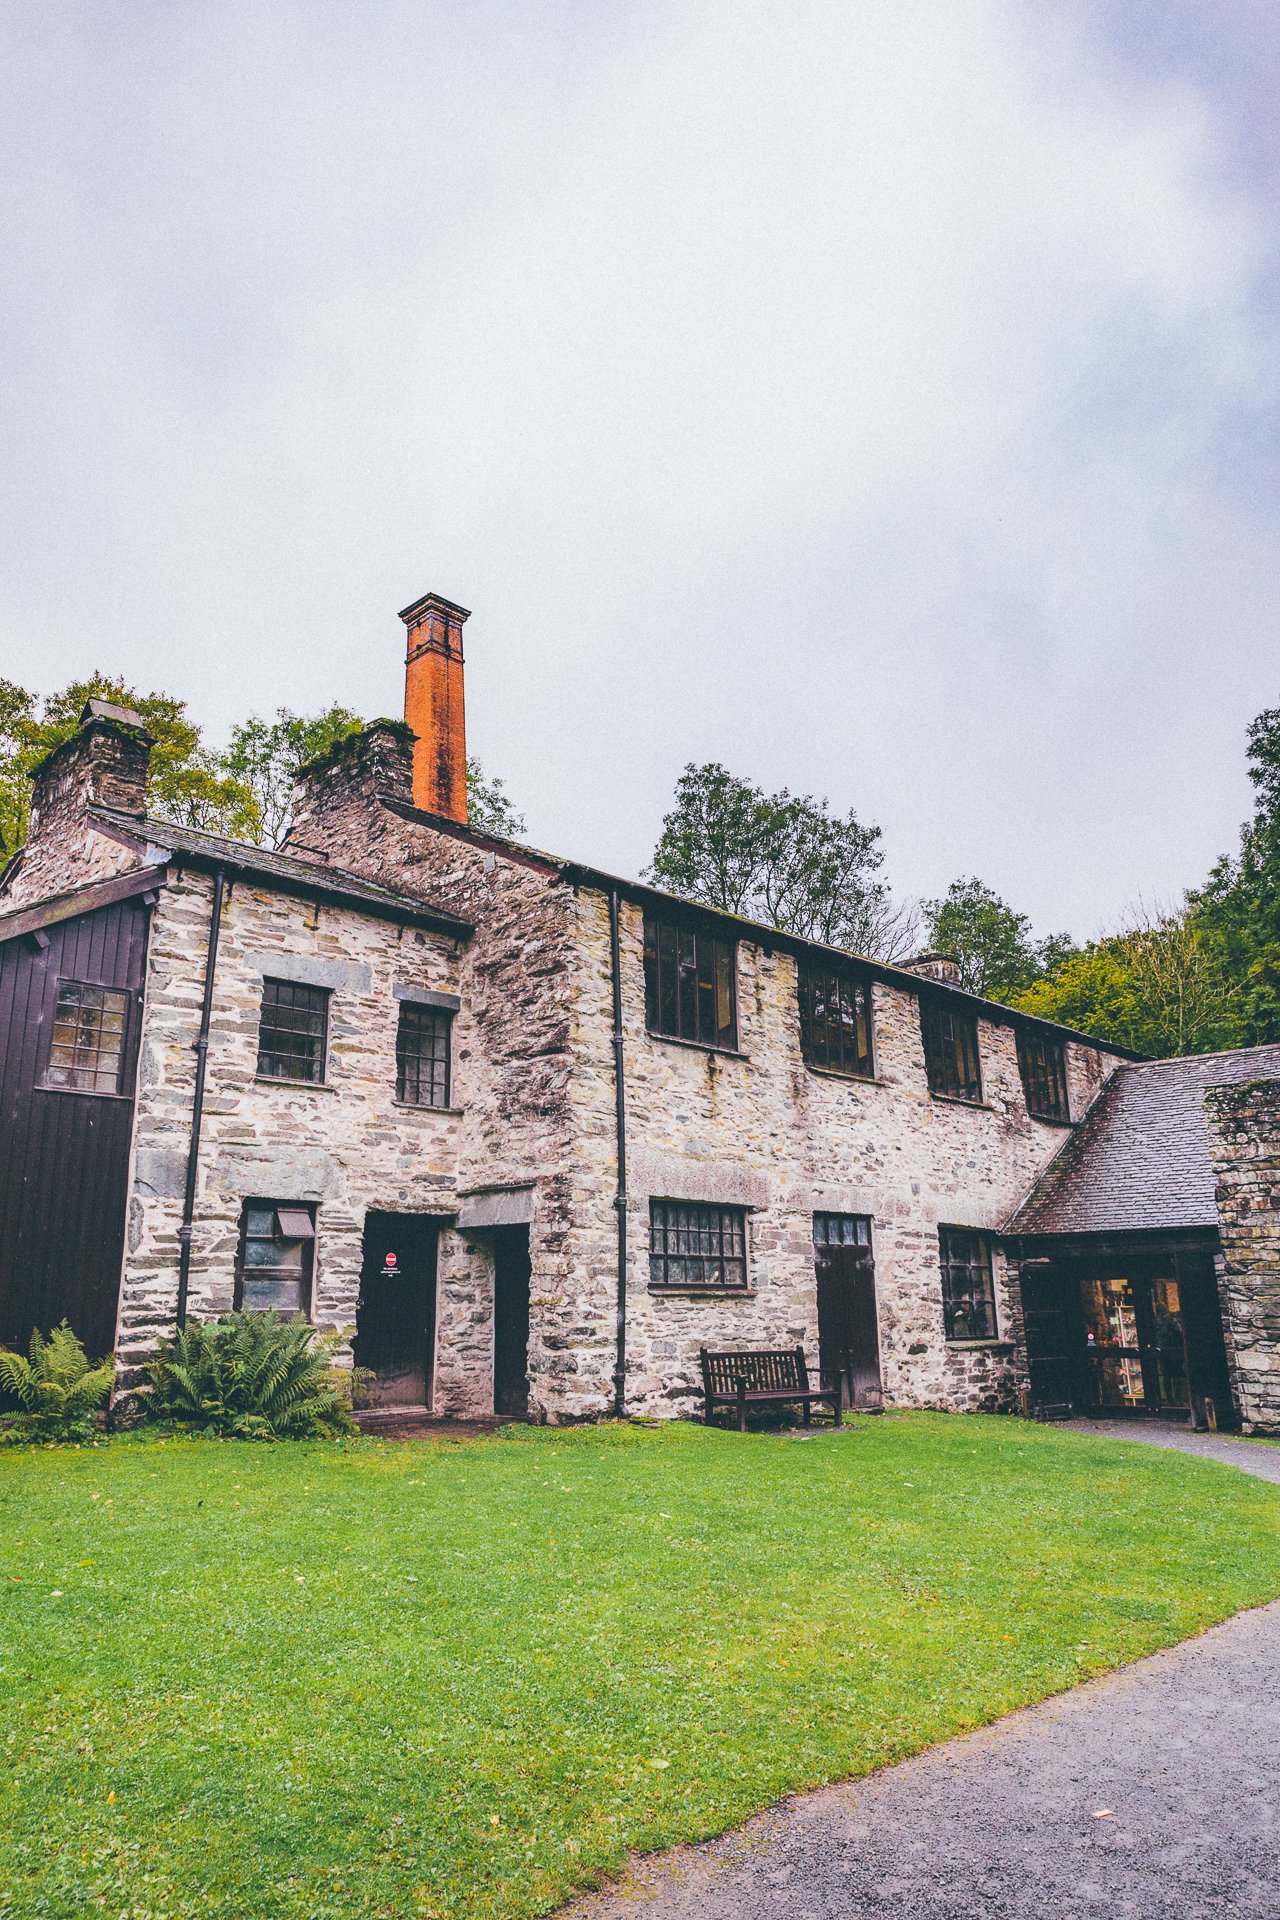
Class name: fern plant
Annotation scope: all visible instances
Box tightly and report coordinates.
[0,1322,114,1445]
[145,1312,355,1439]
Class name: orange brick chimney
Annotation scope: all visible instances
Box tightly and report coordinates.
[399,592,470,822]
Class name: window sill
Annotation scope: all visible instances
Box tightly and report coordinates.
[946,1338,1014,1352]
[392,1101,464,1114]
[253,1075,336,1093]
[645,1031,747,1061]
[36,1083,132,1102]
[648,1286,757,1299]
[928,1091,989,1111]
[804,1064,881,1087]
[1027,1112,1075,1128]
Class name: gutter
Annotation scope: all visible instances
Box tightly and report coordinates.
[609,889,628,1418]
[175,868,226,1329]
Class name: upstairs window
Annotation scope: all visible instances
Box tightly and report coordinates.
[257,979,328,1083]
[45,981,129,1093]
[643,916,737,1050]
[1017,1028,1070,1122]
[799,965,874,1078]
[235,1201,316,1316]
[938,1226,998,1341]
[920,996,982,1103]
[649,1200,748,1290]
[395,1003,452,1108]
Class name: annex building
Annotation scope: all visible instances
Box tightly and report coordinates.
[2,593,1279,1433]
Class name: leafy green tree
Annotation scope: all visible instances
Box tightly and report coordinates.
[0,672,258,861]
[1188,706,1280,1043]
[1014,907,1237,1057]
[921,877,1075,1002]
[466,756,527,840]
[224,705,366,848]
[646,761,915,960]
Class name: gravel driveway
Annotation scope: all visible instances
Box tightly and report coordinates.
[560,1424,1280,1920]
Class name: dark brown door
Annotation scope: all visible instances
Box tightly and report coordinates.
[1019,1263,1077,1416]
[814,1214,883,1410]
[353,1212,438,1407]
[1177,1251,1235,1429]
[493,1226,531,1418]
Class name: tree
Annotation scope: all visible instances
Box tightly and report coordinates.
[921,877,1075,1002]
[1013,906,1237,1058]
[466,756,526,840]
[224,705,365,848]
[0,672,257,862]
[646,762,916,960]
[1188,706,1280,1043]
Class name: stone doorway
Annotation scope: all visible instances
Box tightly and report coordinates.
[353,1212,439,1408]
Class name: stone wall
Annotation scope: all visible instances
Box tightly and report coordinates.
[1205,1077,1280,1434]
[117,866,466,1382]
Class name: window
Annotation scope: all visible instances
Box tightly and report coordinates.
[799,965,873,1077]
[396,1003,452,1107]
[938,1227,998,1341]
[256,979,328,1082]
[235,1201,315,1315]
[45,981,129,1093]
[813,1212,872,1252]
[1017,1028,1069,1122]
[649,1200,748,1290]
[920,996,982,1102]
[643,916,737,1050]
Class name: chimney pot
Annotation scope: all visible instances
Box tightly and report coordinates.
[400,592,470,823]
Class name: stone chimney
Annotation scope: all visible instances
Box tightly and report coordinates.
[284,720,415,867]
[400,592,469,822]
[1,701,155,906]
[901,951,963,986]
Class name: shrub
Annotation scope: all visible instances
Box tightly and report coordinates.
[0,1322,114,1445]
[145,1312,356,1439]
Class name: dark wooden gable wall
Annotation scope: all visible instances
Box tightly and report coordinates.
[0,893,151,1358]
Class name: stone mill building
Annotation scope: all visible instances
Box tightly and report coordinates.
[3,591,1280,1432]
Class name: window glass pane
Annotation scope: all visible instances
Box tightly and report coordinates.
[395,1004,452,1107]
[921,999,980,1101]
[238,1201,314,1316]
[256,979,328,1082]
[649,1200,748,1288]
[643,918,737,1049]
[800,965,872,1077]
[240,1275,305,1314]
[44,981,129,1092]
[938,1227,998,1340]
[1018,1030,1068,1121]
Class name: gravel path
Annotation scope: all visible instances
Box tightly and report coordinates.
[560,1424,1280,1920]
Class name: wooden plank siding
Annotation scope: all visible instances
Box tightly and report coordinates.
[0,894,151,1359]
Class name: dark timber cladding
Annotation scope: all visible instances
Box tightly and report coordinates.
[0,887,152,1358]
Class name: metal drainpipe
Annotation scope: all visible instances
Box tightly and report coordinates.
[609,889,628,1417]
[175,867,226,1329]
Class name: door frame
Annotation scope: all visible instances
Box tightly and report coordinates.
[354,1210,442,1410]
[812,1212,884,1411]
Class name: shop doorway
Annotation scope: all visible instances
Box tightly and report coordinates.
[813,1213,883,1410]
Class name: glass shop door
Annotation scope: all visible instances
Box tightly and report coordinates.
[1079,1268,1190,1415]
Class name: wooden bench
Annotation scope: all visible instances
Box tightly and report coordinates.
[700,1346,844,1432]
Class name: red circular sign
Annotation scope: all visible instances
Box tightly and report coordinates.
[384,1252,397,1266]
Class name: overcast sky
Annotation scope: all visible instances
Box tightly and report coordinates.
[2,1,1277,938]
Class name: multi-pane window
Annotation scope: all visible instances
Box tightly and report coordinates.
[799,965,874,1077]
[920,996,982,1102]
[395,1003,452,1108]
[1017,1028,1070,1122]
[44,981,129,1093]
[649,1200,748,1290]
[643,917,737,1050]
[938,1227,998,1341]
[813,1212,872,1252]
[236,1201,316,1315]
[256,979,328,1083]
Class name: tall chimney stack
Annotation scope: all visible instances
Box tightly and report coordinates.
[399,592,470,822]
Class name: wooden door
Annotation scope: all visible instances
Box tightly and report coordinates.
[493,1226,531,1418]
[1019,1262,1077,1417]
[813,1215,883,1410]
[354,1212,438,1407]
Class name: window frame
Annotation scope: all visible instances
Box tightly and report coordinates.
[42,978,131,1096]
[648,1198,750,1292]
[937,1225,999,1342]
[1016,1027,1071,1123]
[255,977,330,1084]
[395,1001,453,1108]
[233,1199,317,1318]
[919,994,983,1104]
[642,915,739,1052]
[798,963,875,1079]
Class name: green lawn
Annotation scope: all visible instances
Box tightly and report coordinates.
[3,1415,1279,1920]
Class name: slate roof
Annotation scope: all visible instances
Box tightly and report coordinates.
[1007,1043,1280,1236]
[87,806,473,939]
